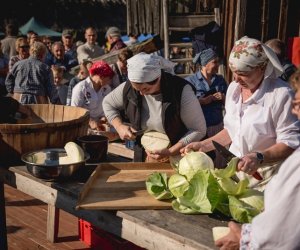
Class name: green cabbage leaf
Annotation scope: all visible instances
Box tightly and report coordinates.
[145,172,173,200]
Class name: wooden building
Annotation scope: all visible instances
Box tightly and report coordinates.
[127,0,300,81]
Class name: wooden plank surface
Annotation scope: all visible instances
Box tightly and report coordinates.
[4,185,89,250]
[118,210,228,250]
[1,154,229,250]
[77,163,175,210]
[108,142,134,159]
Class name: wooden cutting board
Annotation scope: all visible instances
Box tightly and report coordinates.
[76,162,175,210]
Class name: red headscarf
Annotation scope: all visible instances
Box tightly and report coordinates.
[89,61,114,78]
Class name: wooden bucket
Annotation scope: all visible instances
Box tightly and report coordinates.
[0,104,90,165]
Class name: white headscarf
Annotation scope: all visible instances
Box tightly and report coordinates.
[127,52,175,83]
[229,36,283,78]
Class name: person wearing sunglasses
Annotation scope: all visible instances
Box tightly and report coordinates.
[5,41,60,104]
[8,37,30,72]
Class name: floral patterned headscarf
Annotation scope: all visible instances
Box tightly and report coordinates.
[229,36,283,77]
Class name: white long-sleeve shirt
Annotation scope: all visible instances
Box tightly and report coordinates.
[102,82,207,145]
[224,78,300,156]
[224,70,300,188]
[71,77,111,120]
[241,147,300,249]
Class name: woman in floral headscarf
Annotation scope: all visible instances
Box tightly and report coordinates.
[215,66,300,250]
[71,60,114,131]
[181,36,300,190]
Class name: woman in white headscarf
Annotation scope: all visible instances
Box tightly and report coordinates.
[103,52,207,161]
[215,66,300,250]
[181,36,300,190]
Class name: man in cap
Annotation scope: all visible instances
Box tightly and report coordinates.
[105,26,127,53]
[62,29,77,63]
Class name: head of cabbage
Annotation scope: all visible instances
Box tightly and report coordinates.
[178,151,214,181]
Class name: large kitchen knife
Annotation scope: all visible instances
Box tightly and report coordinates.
[212,140,263,181]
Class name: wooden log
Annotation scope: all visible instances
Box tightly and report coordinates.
[91,35,163,65]
[168,15,215,28]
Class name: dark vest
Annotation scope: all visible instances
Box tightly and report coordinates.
[122,71,194,161]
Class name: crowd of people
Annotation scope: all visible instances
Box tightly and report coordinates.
[1,21,300,249]
[0,23,134,131]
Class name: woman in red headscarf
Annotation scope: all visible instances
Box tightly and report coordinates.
[71,60,114,131]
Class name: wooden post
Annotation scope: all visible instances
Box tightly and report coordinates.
[126,0,131,34]
[223,0,239,83]
[261,0,269,41]
[235,0,247,41]
[278,0,288,41]
[47,204,60,243]
[163,0,169,59]
[0,181,8,250]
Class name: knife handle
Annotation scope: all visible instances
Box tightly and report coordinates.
[253,171,263,181]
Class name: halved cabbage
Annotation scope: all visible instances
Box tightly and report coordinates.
[141,131,170,151]
[212,227,230,241]
[63,142,85,163]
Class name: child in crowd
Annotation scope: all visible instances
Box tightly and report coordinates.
[51,65,69,105]
[66,60,93,105]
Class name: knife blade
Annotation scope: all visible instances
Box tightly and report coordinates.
[123,123,146,136]
[212,140,263,181]
[132,129,146,136]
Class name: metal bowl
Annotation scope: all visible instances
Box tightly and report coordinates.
[21,148,90,180]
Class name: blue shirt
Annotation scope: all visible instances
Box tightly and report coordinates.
[185,70,228,126]
[45,53,78,71]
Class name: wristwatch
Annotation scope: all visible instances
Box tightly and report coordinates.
[255,152,264,164]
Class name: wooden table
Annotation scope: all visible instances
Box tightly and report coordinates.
[0,155,228,250]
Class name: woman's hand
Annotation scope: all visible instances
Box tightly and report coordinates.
[115,123,136,140]
[215,222,241,250]
[146,148,170,160]
[180,142,210,155]
[237,153,260,175]
[89,118,108,131]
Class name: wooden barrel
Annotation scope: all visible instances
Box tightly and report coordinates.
[0,104,90,165]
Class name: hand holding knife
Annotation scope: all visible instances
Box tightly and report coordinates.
[212,140,263,181]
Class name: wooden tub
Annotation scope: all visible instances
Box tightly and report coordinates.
[0,104,89,165]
